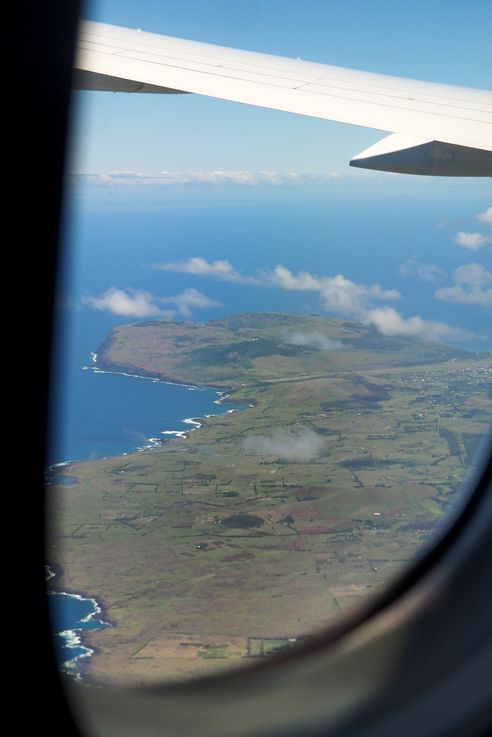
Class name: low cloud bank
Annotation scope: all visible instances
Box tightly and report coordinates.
[455,232,492,251]
[270,265,399,316]
[82,288,165,318]
[82,287,220,319]
[476,206,492,226]
[72,170,342,187]
[153,257,260,285]
[363,306,466,342]
[286,331,347,350]
[400,259,446,282]
[149,257,464,343]
[241,428,324,462]
[436,263,492,306]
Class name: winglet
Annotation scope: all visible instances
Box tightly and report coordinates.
[350,134,492,176]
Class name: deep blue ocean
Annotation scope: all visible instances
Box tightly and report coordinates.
[48,183,491,671]
[50,362,236,466]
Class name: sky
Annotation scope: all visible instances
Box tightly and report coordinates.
[73,0,492,176]
[65,0,491,349]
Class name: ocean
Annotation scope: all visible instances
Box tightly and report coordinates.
[48,183,491,672]
[50,359,238,466]
[48,589,111,670]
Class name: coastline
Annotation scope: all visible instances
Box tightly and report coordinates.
[47,564,113,630]
[89,352,257,407]
[91,336,233,391]
[94,327,260,399]
[47,345,258,680]
[50,354,253,468]
[47,565,112,678]
[76,354,253,453]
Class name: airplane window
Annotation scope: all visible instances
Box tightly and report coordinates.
[46,1,492,687]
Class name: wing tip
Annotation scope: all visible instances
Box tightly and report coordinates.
[350,135,492,176]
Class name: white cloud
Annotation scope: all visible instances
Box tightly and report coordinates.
[286,331,347,350]
[154,257,253,284]
[271,265,399,317]
[476,206,492,226]
[455,231,492,251]
[270,265,324,292]
[72,170,342,187]
[159,288,221,317]
[435,263,492,306]
[271,266,463,342]
[241,428,324,462]
[150,255,469,343]
[154,260,399,319]
[82,288,165,318]
[364,306,465,342]
[82,287,220,319]
[400,259,446,282]
[455,263,492,285]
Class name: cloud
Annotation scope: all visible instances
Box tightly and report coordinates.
[435,263,492,306]
[157,263,401,315]
[152,255,468,343]
[271,265,400,316]
[454,263,492,286]
[153,257,256,284]
[72,170,342,187]
[159,288,221,317]
[286,331,347,350]
[400,259,446,282]
[82,287,220,319]
[82,288,165,318]
[455,232,492,251]
[241,428,324,462]
[476,206,492,226]
[156,260,400,318]
[363,306,465,342]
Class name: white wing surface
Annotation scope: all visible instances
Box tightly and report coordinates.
[75,20,492,176]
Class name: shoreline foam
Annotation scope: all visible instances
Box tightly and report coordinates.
[47,569,111,676]
[83,361,223,392]
[49,591,110,674]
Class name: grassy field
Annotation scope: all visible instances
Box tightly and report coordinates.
[47,313,491,685]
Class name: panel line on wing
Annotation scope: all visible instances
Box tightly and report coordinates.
[76,21,492,160]
[79,28,492,111]
[79,38,492,118]
[79,48,491,127]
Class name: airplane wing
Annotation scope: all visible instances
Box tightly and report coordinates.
[75,20,492,176]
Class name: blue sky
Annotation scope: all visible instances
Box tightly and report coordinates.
[67,1,491,348]
[73,0,492,176]
[83,0,492,84]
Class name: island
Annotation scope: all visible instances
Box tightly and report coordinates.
[47,313,492,684]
